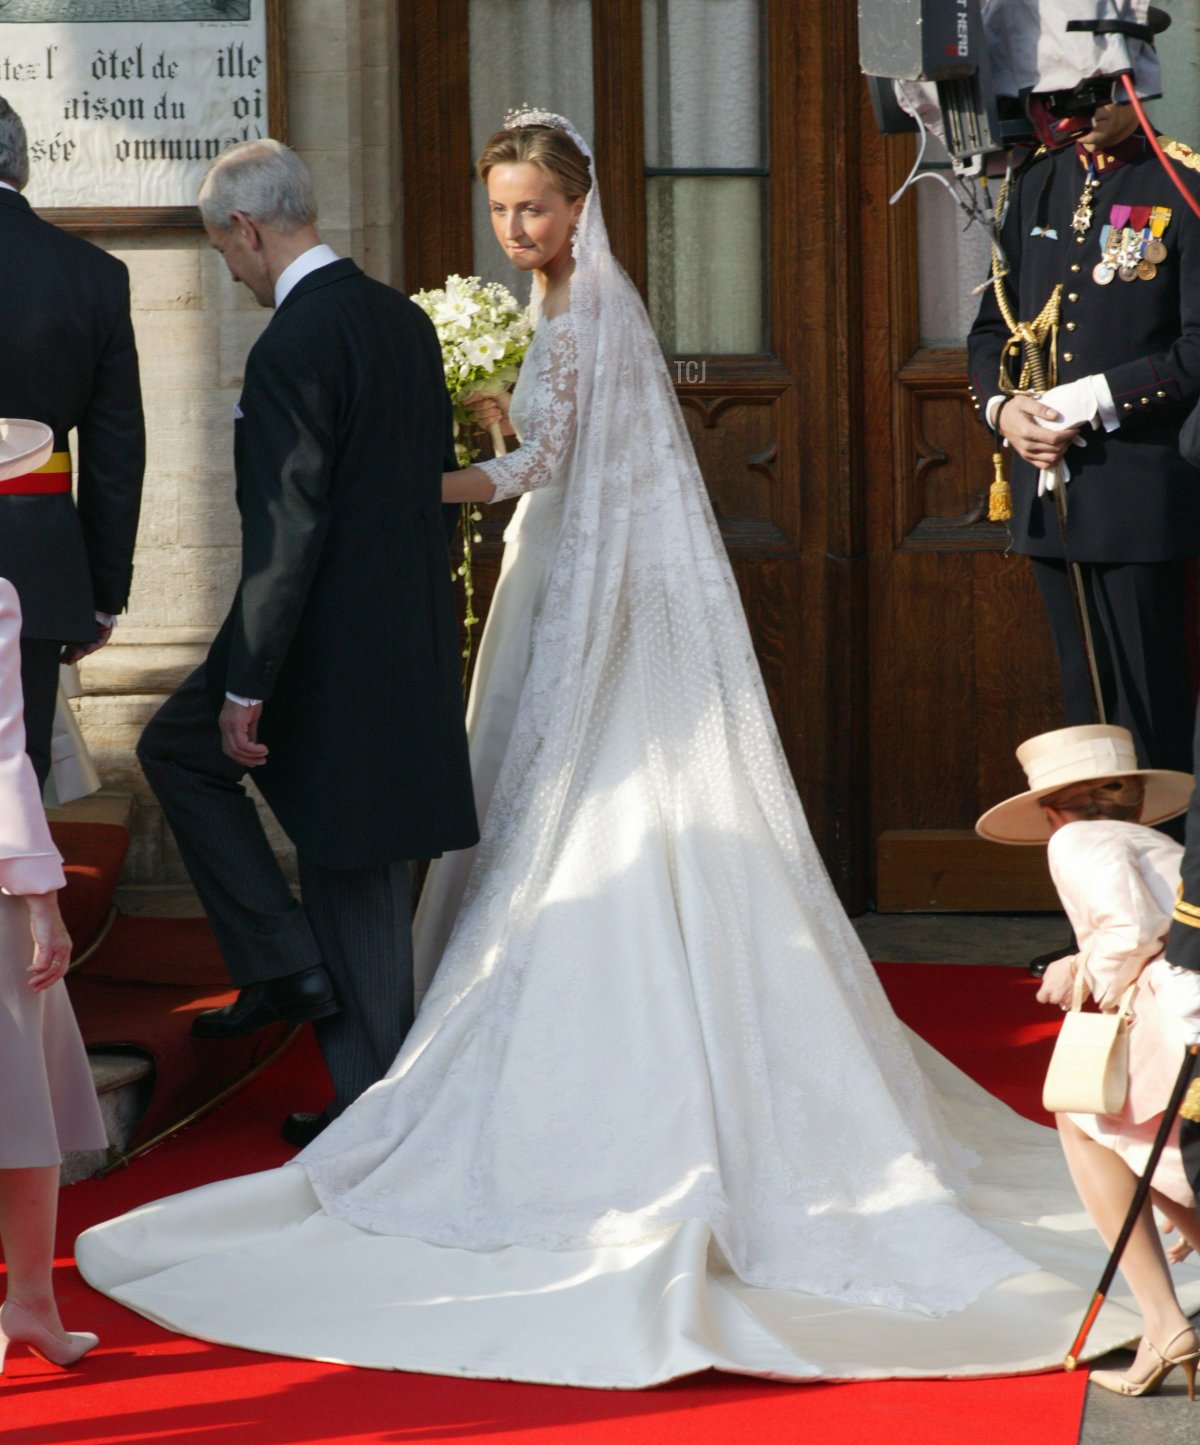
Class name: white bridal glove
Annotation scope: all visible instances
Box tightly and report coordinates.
[1158,963,1200,1047]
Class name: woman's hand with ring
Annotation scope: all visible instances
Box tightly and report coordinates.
[25,891,72,992]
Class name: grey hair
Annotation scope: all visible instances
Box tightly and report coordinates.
[0,96,29,191]
[198,139,316,233]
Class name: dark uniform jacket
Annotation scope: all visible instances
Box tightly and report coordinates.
[968,135,1200,564]
[0,187,144,639]
[205,258,478,870]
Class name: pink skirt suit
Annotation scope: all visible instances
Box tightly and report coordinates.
[0,577,105,1168]
[1047,819,1192,1207]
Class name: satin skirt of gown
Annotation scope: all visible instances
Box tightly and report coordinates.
[407,503,544,1004]
[76,486,1200,1387]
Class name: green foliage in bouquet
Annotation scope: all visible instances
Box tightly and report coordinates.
[411,275,533,688]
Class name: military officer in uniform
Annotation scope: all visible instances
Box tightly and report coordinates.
[968,96,1200,787]
[0,97,144,786]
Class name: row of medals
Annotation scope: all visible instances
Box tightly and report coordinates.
[1094,209,1170,284]
[1073,180,1172,285]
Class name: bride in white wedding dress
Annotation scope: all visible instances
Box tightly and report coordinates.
[76,111,1200,1388]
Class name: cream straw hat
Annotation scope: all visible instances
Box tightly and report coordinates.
[975,723,1193,844]
[0,419,53,483]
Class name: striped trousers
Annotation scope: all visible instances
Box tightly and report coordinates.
[138,666,414,1115]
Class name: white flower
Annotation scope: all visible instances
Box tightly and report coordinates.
[463,334,502,371]
[434,295,481,327]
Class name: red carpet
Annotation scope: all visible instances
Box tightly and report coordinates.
[875,960,1060,1125]
[1,963,1088,1444]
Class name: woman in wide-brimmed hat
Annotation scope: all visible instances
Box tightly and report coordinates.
[979,723,1200,1401]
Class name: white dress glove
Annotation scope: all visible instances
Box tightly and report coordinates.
[1158,964,1200,1046]
[1038,377,1109,432]
[1035,375,1117,496]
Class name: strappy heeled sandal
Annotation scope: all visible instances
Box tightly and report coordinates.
[1090,1326,1200,1401]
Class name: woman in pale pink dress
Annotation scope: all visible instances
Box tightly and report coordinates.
[0,421,107,1373]
[978,722,1200,1402]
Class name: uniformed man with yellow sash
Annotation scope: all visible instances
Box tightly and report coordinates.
[0,97,144,785]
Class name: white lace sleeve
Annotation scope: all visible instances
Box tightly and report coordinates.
[478,316,578,503]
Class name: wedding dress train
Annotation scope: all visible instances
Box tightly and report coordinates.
[76,112,1200,1387]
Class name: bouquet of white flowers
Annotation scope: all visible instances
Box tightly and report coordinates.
[411,274,533,466]
[411,274,533,684]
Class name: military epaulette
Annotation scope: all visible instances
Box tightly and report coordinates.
[1158,137,1200,173]
[1173,883,1200,930]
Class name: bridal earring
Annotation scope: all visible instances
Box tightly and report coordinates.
[0,1299,100,1372]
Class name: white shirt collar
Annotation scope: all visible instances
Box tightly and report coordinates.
[0,181,17,193]
[274,243,341,308]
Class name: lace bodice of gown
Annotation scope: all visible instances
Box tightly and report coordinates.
[477,311,576,557]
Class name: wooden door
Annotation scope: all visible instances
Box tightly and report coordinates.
[858,110,1066,912]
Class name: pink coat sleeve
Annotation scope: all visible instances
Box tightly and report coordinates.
[1047,823,1169,1008]
[0,579,66,895]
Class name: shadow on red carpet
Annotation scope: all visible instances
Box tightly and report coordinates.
[0,962,1087,1444]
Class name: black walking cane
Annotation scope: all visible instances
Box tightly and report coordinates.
[1064,1044,1200,1370]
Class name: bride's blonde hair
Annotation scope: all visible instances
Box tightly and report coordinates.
[476,125,592,202]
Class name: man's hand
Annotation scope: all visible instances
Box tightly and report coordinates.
[61,620,114,666]
[999,394,1081,469]
[1158,963,1200,1046]
[219,698,268,768]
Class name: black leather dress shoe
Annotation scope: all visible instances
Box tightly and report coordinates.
[191,965,340,1039]
[281,1109,333,1148]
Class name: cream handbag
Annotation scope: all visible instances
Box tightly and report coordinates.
[1042,964,1136,1117]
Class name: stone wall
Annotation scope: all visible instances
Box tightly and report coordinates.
[71,0,401,884]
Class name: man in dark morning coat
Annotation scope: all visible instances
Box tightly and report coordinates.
[137,139,477,1145]
[968,100,1200,786]
[0,96,144,784]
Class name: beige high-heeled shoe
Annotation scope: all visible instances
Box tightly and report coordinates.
[0,1299,99,1372]
[1090,1326,1200,1401]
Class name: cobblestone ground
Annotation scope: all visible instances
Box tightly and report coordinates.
[0,0,248,21]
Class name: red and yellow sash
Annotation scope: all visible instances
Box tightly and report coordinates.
[0,451,71,495]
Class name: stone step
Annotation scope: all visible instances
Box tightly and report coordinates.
[114,882,206,917]
[62,1050,154,1185]
[45,788,134,830]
